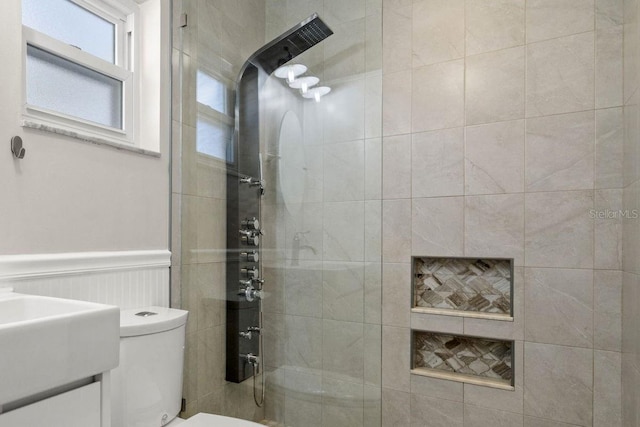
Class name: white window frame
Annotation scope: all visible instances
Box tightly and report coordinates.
[21,0,140,147]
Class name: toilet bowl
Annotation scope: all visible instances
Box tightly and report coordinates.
[111,306,263,427]
[167,413,266,427]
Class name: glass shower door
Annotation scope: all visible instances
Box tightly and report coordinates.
[260,3,382,426]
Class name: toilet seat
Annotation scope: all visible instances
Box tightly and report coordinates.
[167,413,264,427]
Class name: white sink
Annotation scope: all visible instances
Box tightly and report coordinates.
[0,291,120,405]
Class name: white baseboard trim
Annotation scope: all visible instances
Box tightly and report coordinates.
[0,250,172,281]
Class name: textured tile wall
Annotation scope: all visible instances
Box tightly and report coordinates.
[172,0,267,422]
[382,0,624,426]
[622,0,640,425]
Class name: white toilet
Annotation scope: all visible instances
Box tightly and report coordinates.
[111,306,263,427]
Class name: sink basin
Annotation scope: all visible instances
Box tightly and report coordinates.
[0,291,119,405]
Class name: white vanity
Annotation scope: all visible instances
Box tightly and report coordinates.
[0,290,119,427]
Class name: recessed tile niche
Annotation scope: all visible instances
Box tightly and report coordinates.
[412,331,514,389]
[413,257,513,319]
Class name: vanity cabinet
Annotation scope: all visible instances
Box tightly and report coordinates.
[0,382,100,427]
[0,372,112,427]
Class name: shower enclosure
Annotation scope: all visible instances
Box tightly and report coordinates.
[173,1,382,425]
[225,14,334,386]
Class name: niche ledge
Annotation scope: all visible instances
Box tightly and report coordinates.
[410,368,514,391]
[411,307,513,322]
[413,257,513,319]
[412,330,514,390]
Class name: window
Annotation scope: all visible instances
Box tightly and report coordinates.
[21,0,138,145]
[196,70,234,162]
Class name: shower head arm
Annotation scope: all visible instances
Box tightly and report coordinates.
[235,13,334,82]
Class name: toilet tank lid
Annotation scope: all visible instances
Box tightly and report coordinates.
[120,306,189,337]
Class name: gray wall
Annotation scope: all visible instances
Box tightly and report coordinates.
[0,0,171,255]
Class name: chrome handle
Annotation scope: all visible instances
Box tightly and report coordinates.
[241,251,259,262]
[240,230,260,246]
[249,289,263,301]
[241,267,259,279]
[240,278,263,290]
[238,284,263,302]
[241,218,260,230]
[241,353,260,366]
[239,327,261,340]
[239,176,263,187]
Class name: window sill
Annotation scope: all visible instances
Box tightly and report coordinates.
[22,119,161,158]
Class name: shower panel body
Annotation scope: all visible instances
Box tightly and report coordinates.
[226,14,333,384]
[226,64,262,384]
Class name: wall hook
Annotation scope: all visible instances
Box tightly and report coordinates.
[10,136,25,159]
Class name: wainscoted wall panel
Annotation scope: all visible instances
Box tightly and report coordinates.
[382,0,624,426]
[0,251,171,309]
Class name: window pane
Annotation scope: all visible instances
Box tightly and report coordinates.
[197,117,232,161]
[22,0,115,63]
[197,71,228,114]
[27,45,123,129]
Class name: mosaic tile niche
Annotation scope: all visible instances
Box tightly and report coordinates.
[412,331,514,388]
[413,257,513,318]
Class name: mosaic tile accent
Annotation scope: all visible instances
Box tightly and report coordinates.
[413,331,513,384]
[413,257,512,315]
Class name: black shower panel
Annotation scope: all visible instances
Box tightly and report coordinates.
[226,63,263,384]
[226,13,333,384]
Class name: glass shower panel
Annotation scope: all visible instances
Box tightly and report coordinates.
[260,3,382,426]
[173,1,382,425]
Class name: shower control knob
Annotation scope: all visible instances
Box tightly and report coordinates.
[244,235,259,246]
[241,251,259,262]
[238,284,263,302]
[239,327,261,340]
[239,177,264,187]
[241,267,259,279]
[246,289,263,302]
[240,353,260,366]
[240,230,259,246]
[241,218,260,230]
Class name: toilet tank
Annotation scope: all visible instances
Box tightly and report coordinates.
[111,306,189,427]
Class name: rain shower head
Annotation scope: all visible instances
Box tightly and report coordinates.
[248,14,333,75]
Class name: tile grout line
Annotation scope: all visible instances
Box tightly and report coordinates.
[522,0,528,420]
[462,0,467,268]
[592,2,597,421]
